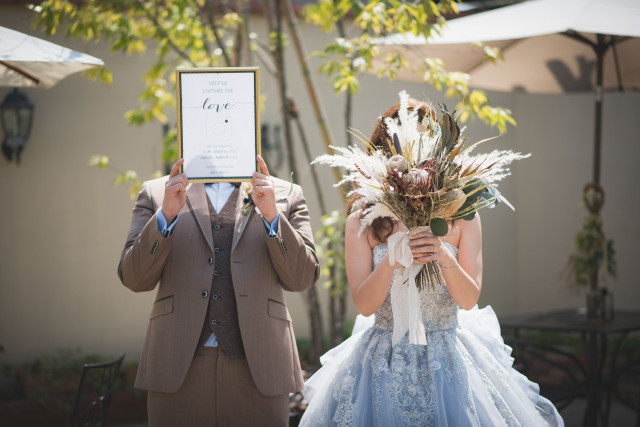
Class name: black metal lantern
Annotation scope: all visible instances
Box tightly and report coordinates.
[1,89,34,164]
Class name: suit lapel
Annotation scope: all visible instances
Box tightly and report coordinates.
[231,181,292,252]
[186,183,214,253]
[232,185,253,253]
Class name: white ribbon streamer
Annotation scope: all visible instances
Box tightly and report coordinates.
[387,227,429,346]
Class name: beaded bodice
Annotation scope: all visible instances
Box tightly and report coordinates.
[372,242,459,333]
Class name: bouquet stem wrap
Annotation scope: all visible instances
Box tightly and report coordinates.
[388,226,440,346]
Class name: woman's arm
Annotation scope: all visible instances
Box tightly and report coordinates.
[409,215,483,310]
[345,211,400,316]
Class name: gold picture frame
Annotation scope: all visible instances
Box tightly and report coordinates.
[176,67,260,182]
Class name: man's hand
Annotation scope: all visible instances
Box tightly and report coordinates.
[252,155,278,223]
[161,158,188,224]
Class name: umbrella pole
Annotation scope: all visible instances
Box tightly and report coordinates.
[592,34,606,186]
[593,79,602,185]
[563,32,614,186]
[585,36,607,299]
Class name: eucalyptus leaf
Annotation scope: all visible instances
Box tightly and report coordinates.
[462,211,476,221]
[462,178,486,195]
[460,194,476,210]
[430,217,448,236]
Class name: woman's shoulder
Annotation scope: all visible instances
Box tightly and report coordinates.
[456,213,482,233]
[345,209,364,235]
[346,210,384,249]
[346,208,363,222]
[452,213,482,247]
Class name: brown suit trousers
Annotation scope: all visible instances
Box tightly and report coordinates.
[147,347,288,427]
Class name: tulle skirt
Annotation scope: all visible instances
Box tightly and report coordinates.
[300,306,563,426]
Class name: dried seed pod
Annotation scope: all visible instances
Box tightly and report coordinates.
[433,188,466,218]
[386,155,409,173]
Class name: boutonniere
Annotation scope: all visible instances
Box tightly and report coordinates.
[240,182,254,215]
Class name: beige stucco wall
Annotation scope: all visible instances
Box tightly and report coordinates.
[1,5,638,365]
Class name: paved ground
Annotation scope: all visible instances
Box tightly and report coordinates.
[559,398,637,426]
[113,397,638,427]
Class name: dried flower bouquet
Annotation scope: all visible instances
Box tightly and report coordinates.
[314,91,529,290]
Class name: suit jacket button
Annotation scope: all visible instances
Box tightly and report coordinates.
[212,294,219,300]
[211,319,218,325]
[202,290,209,298]
[214,224,221,231]
[208,257,214,265]
[213,270,219,276]
[214,247,220,253]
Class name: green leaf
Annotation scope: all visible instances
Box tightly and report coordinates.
[429,217,448,236]
[462,211,476,221]
[88,155,109,169]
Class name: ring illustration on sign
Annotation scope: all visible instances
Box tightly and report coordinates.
[206,116,232,141]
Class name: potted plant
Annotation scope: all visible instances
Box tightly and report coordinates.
[566,183,616,321]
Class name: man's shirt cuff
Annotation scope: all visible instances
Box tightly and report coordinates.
[157,209,178,238]
[262,213,280,238]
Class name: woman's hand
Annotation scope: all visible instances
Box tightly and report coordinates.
[408,230,458,267]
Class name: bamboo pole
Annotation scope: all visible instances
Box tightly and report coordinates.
[281,0,346,202]
[265,0,325,365]
[291,105,328,213]
[273,0,300,183]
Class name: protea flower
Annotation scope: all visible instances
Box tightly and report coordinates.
[403,168,433,194]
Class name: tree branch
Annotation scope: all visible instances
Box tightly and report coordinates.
[204,1,232,67]
[195,2,212,59]
[134,0,191,62]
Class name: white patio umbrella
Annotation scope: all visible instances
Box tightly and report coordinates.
[373,0,640,185]
[0,26,104,163]
[0,25,104,88]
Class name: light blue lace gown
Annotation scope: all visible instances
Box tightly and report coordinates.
[300,242,564,426]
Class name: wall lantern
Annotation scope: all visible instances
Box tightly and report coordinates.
[1,89,34,164]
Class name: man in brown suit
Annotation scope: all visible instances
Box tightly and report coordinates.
[118,156,319,426]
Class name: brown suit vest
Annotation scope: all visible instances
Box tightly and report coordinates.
[198,186,245,358]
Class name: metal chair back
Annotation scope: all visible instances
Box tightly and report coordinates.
[70,353,125,427]
[503,336,583,410]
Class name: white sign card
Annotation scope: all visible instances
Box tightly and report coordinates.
[176,67,260,182]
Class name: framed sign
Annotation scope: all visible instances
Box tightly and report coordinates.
[176,67,260,182]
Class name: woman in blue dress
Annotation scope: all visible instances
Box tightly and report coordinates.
[300,99,564,426]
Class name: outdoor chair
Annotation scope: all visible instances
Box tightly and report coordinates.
[612,357,640,427]
[503,336,583,410]
[70,352,125,427]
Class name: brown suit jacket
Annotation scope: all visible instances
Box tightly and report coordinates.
[118,176,320,396]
